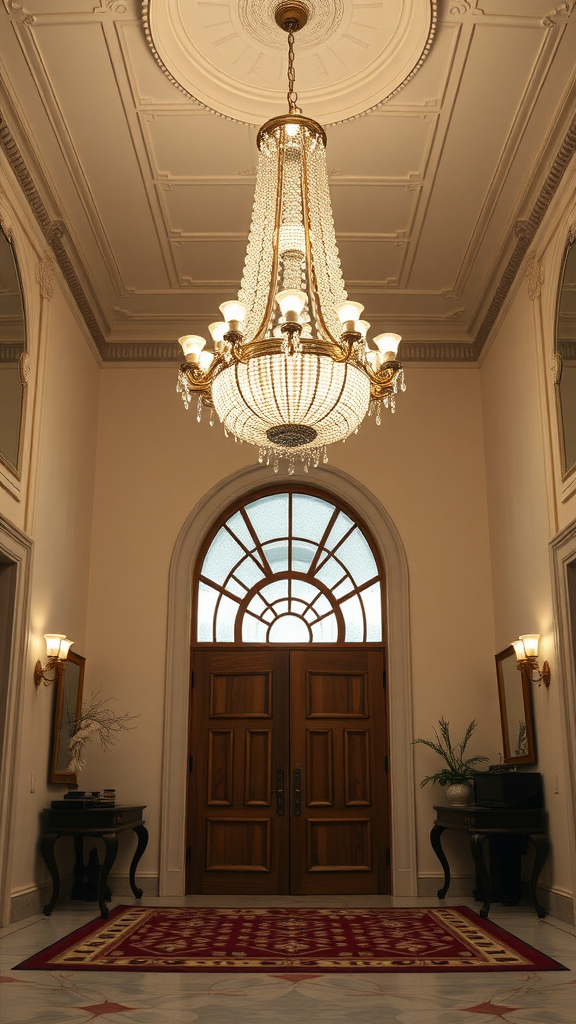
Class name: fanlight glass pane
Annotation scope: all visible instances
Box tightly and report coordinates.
[215,595,239,641]
[198,582,219,642]
[311,614,338,642]
[242,613,268,643]
[246,493,288,543]
[269,615,311,643]
[263,539,289,572]
[292,493,335,543]
[362,582,383,642]
[197,491,382,643]
[337,529,378,586]
[227,512,255,552]
[202,528,245,585]
[341,593,364,642]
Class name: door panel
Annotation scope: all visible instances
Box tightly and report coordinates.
[290,649,388,894]
[189,649,290,894]
[188,647,389,894]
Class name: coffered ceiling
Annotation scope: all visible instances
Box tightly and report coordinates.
[0,0,575,362]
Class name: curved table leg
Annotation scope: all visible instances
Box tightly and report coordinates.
[40,833,60,915]
[129,824,149,899]
[470,833,490,919]
[529,834,549,918]
[71,834,85,900]
[98,833,118,919]
[430,824,450,899]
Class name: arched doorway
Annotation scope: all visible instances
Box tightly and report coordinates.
[187,485,390,894]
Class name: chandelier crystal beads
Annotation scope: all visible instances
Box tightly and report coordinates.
[176,2,406,474]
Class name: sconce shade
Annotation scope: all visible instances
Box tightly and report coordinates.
[44,634,66,658]
[512,638,526,662]
[519,634,540,659]
[43,634,73,660]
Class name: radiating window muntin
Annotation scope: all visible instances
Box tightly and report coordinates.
[197,491,382,643]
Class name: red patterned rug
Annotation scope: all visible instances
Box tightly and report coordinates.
[15,905,566,973]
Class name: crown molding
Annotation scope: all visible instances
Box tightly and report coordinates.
[472,110,576,359]
[0,106,108,357]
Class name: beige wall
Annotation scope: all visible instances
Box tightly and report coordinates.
[478,170,576,912]
[80,363,498,885]
[0,162,100,914]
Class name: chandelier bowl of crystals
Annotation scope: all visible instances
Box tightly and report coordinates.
[176,1,406,474]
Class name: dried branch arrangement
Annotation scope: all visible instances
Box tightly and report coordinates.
[67,691,138,776]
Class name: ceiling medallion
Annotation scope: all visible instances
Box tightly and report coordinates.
[175,9,406,475]
[143,0,437,125]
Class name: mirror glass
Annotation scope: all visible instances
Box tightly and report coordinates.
[0,226,26,472]
[51,651,85,785]
[556,237,576,474]
[495,646,536,765]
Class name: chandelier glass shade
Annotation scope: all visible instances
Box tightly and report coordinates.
[176,7,405,473]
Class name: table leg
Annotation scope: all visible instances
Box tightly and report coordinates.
[40,833,60,915]
[430,824,450,899]
[71,834,85,900]
[98,833,118,919]
[529,834,549,919]
[470,833,490,919]
[129,824,149,899]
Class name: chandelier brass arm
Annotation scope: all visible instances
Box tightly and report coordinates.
[365,360,405,402]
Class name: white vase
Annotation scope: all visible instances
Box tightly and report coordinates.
[445,782,473,805]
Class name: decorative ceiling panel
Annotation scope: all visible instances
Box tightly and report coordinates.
[0,0,575,357]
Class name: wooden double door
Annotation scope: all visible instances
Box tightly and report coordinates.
[187,647,390,894]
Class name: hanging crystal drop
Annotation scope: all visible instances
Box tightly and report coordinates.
[196,396,202,423]
[376,402,381,426]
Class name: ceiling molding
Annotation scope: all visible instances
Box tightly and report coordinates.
[0,106,108,357]
[472,109,576,358]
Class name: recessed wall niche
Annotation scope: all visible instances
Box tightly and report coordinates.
[555,230,576,477]
[0,225,27,474]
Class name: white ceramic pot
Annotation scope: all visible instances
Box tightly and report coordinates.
[445,782,473,805]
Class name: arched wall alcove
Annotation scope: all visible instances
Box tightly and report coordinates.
[159,463,417,897]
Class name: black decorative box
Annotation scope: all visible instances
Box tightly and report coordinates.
[473,771,543,809]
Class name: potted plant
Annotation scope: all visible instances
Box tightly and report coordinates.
[413,718,488,805]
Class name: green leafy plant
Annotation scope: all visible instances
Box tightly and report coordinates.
[413,718,488,787]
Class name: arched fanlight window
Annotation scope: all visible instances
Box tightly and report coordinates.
[196,490,383,643]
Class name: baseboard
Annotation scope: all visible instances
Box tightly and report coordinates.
[417,874,475,898]
[520,880,574,925]
[10,876,72,923]
[106,874,159,897]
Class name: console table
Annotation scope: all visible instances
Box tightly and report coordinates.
[40,804,148,919]
[430,804,548,920]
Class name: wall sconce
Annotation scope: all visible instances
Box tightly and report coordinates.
[34,634,74,687]
[512,634,550,687]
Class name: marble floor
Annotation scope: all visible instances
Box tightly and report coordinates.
[1,895,576,1023]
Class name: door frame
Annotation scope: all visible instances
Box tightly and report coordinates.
[159,464,417,898]
[0,513,33,928]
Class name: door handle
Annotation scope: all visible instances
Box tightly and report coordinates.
[293,768,302,817]
[274,769,285,816]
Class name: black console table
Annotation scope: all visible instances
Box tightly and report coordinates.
[431,804,548,920]
[41,804,148,919]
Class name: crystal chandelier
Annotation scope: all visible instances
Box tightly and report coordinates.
[176,2,406,474]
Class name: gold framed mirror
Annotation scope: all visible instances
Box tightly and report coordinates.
[50,650,85,785]
[495,645,536,765]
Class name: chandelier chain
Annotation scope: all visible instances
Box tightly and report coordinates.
[286,24,301,114]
